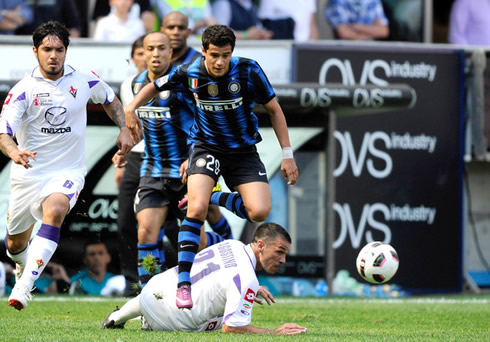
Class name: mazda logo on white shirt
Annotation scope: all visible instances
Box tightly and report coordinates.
[45,106,67,126]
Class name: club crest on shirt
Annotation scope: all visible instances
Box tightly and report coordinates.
[207,83,218,97]
[36,259,45,269]
[244,288,255,303]
[228,81,240,94]
[69,86,77,99]
[159,90,170,99]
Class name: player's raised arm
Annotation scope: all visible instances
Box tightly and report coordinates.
[101,96,133,155]
[263,97,299,185]
[124,82,160,142]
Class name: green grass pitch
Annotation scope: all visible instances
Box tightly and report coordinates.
[0,294,488,341]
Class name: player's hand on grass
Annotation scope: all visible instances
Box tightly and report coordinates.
[255,286,275,305]
[280,158,298,185]
[274,323,307,335]
[12,149,37,169]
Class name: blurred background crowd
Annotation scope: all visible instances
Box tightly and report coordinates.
[1,0,486,46]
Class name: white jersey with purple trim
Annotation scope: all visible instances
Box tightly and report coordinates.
[140,240,259,332]
[0,64,115,181]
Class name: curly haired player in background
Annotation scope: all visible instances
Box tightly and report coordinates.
[0,20,132,310]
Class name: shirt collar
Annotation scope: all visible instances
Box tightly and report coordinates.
[32,64,76,80]
[245,244,257,270]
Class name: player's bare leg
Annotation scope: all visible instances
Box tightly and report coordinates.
[235,182,271,222]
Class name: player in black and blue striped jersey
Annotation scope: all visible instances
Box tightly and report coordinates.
[161,11,234,242]
[114,30,231,291]
[125,24,298,309]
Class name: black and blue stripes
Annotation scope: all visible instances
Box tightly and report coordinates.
[132,68,194,178]
[155,56,275,151]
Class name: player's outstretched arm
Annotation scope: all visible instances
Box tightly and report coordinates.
[222,322,307,335]
[101,97,133,155]
[263,98,299,185]
[124,83,160,143]
[0,133,37,169]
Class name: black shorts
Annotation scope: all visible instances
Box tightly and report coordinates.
[134,176,186,220]
[187,143,268,190]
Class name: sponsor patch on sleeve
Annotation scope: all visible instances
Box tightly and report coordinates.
[244,288,255,303]
[156,75,169,88]
[3,93,12,105]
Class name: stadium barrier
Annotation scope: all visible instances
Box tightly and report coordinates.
[0,38,488,294]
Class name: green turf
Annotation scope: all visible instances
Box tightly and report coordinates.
[0,294,488,341]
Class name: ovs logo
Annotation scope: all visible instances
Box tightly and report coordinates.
[45,106,67,126]
[318,58,390,86]
[335,131,392,179]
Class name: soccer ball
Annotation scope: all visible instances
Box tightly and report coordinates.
[356,242,399,284]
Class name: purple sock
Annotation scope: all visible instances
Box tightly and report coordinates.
[37,224,60,243]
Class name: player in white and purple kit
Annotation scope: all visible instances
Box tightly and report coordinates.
[102,222,307,335]
[0,21,133,311]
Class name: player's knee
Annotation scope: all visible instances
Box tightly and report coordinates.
[187,201,208,221]
[247,206,270,222]
[43,202,69,222]
[137,225,154,242]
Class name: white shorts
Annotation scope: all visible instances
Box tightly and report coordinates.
[7,172,84,235]
[139,272,223,332]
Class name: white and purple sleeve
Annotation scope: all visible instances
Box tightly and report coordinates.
[0,84,28,136]
[87,71,115,105]
[222,273,259,327]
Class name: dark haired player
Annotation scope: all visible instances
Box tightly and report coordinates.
[102,222,307,335]
[125,24,298,309]
[1,20,132,310]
